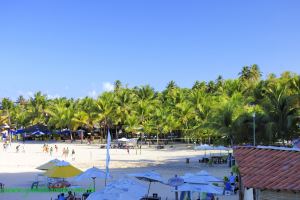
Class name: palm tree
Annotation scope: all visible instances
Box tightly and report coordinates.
[114,89,134,138]
[95,92,115,138]
[27,92,48,125]
[46,100,75,140]
[175,101,195,135]
[166,80,178,90]
[114,80,122,92]
[1,98,14,127]
[209,92,245,146]
[262,85,299,143]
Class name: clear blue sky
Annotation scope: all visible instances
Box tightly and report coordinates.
[0,0,299,99]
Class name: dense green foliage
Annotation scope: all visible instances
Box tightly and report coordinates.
[1,66,299,145]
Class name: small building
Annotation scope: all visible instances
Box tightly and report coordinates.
[234,146,300,200]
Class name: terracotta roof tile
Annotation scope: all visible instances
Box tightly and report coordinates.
[234,146,300,191]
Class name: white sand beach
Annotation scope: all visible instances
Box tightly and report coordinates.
[0,142,237,200]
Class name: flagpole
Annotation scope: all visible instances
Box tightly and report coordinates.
[105,129,111,187]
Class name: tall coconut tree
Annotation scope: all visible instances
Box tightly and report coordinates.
[262,85,299,143]
[27,92,48,125]
[95,92,115,138]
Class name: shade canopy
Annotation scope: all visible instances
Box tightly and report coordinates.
[181,171,222,184]
[44,161,82,178]
[1,124,10,129]
[128,171,163,197]
[36,159,61,171]
[87,178,147,200]
[214,146,230,151]
[32,130,46,136]
[117,137,129,142]
[194,144,214,150]
[175,183,223,194]
[128,171,163,183]
[75,167,106,181]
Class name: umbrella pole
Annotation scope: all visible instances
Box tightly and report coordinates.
[175,186,178,200]
[147,182,151,197]
[92,177,96,192]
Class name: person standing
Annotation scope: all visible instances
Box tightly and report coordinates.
[50,146,53,156]
[229,172,236,186]
[62,147,66,158]
[66,147,69,158]
[55,145,58,153]
[71,149,75,161]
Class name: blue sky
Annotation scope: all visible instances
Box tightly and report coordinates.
[0,0,299,100]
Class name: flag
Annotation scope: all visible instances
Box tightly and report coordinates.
[105,129,111,179]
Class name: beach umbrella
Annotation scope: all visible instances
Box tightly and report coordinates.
[214,146,230,156]
[12,129,25,135]
[87,178,147,200]
[181,170,222,184]
[194,144,214,158]
[1,124,10,129]
[75,167,108,191]
[36,159,61,170]
[117,137,129,142]
[44,161,82,178]
[175,183,223,194]
[32,130,46,136]
[128,171,163,196]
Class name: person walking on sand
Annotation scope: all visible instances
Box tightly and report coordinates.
[50,146,53,156]
[62,147,66,158]
[43,143,46,153]
[55,145,58,153]
[66,147,69,158]
[16,145,20,153]
[71,149,75,161]
[127,145,130,154]
[45,144,49,153]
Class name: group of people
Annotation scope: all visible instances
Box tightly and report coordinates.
[224,172,239,195]
[57,191,75,200]
[42,144,75,160]
[62,147,75,160]
[1,142,25,153]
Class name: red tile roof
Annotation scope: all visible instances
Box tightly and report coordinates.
[234,146,300,192]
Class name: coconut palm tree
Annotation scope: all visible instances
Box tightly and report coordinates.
[95,92,115,138]
[1,98,14,127]
[262,85,299,143]
[27,92,48,125]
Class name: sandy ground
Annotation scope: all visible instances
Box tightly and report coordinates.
[0,141,237,200]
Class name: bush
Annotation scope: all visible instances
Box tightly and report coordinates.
[231,165,239,174]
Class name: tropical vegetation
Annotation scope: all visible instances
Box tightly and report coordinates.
[0,65,299,146]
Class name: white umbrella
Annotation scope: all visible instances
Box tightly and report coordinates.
[1,124,10,129]
[214,146,231,156]
[87,178,147,200]
[181,170,222,184]
[128,171,163,196]
[117,137,129,142]
[75,167,107,191]
[194,144,214,158]
[32,131,46,136]
[194,144,214,150]
[176,183,223,194]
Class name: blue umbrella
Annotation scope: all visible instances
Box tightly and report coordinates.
[11,129,25,135]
